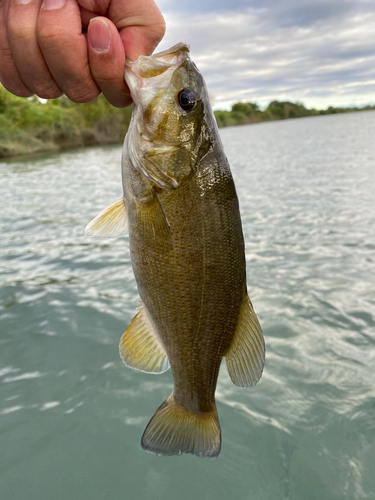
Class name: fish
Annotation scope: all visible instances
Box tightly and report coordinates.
[85,42,265,458]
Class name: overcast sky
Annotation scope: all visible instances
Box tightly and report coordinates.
[155,0,375,110]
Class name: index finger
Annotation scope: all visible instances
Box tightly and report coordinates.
[112,1,166,60]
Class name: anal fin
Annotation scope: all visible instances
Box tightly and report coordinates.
[225,295,265,387]
[120,304,170,374]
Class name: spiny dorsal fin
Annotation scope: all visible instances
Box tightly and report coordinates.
[85,198,128,238]
[119,304,170,374]
[225,295,265,387]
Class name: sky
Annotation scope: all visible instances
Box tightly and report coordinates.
[155,0,375,110]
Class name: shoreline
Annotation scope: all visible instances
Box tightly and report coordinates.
[2,108,374,160]
[0,86,133,160]
[0,132,124,159]
[1,85,374,159]
[2,107,374,160]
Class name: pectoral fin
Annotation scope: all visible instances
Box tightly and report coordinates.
[85,198,128,238]
[225,295,265,387]
[136,188,172,251]
[119,304,170,374]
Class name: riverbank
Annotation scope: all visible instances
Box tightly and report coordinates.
[0,85,132,158]
[1,84,374,158]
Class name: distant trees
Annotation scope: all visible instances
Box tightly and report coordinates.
[264,101,311,119]
[0,84,132,157]
[214,100,375,128]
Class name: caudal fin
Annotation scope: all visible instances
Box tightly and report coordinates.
[141,394,221,458]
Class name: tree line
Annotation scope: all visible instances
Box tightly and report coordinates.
[214,100,375,128]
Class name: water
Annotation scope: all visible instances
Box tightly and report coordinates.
[1,111,375,500]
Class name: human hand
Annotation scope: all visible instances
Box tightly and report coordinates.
[0,0,165,107]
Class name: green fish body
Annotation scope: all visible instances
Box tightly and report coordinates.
[86,43,265,458]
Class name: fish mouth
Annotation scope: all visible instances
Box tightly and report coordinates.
[125,42,190,95]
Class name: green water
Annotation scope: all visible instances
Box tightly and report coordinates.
[1,112,375,500]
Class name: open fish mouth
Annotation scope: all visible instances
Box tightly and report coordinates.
[125,42,190,94]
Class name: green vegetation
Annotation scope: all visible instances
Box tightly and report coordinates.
[214,100,375,128]
[0,84,132,158]
[1,83,375,158]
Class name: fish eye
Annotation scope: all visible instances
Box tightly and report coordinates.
[177,88,197,112]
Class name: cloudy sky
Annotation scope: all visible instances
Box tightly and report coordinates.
[155,0,375,110]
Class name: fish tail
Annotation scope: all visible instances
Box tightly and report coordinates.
[141,394,221,458]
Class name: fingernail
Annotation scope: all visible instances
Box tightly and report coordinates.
[43,0,66,10]
[14,0,33,5]
[89,18,111,54]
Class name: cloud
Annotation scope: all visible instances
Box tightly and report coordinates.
[155,0,375,109]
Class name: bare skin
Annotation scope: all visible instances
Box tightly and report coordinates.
[0,0,165,107]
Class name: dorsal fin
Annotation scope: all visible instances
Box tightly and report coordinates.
[85,198,128,238]
[225,295,265,387]
[119,304,170,374]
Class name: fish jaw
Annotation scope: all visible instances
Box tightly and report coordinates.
[125,42,190,108]
[122,42,216,191]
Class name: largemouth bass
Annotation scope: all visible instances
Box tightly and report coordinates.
[86,43,265,458]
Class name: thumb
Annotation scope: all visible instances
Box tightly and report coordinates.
[107,0,166,61]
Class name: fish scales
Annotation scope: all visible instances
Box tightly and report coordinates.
[128,148,245,413]
[85,42,265,458]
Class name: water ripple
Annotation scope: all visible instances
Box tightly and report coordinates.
[1,114,375,499]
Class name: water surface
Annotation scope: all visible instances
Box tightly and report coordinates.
[1,111,375,499]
